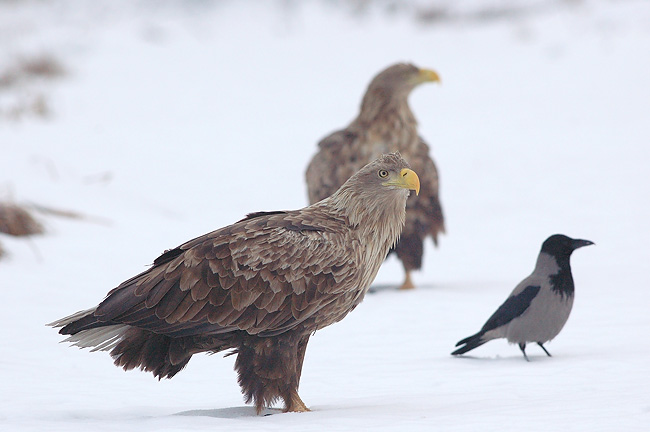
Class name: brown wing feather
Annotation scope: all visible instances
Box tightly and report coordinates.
[306,128,364,203]
[88,210,355,339]
[405,137,445,243]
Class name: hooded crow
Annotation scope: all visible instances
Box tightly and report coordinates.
[452,234,593,360]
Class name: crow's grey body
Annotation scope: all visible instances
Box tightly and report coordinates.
[452,234,593,360]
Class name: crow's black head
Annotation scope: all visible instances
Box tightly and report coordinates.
[541,234,594,258]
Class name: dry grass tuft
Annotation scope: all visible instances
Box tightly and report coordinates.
[0,54,65,89]
[0,53,66,121]
[19,55,66,79]
[0,202,44,236]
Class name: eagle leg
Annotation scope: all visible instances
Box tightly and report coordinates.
[235,333,311,414]
[281,336,311,412]
[398,270,415,290]
[393,233,422,290]
[283,390,310,413]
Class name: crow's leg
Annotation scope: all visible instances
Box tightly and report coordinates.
[537,342,552,357]
[519,343,529,362]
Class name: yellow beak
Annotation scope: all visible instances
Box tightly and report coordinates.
[418,68,441,84]
[386,168,420,196]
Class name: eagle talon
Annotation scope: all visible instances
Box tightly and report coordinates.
[283,392,310,413]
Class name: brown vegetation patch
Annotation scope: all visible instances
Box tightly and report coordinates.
[0,203,44,236]
[0,54,65,121]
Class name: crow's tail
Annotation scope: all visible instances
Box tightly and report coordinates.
[451,332,487,356]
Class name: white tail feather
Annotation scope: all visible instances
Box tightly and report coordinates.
[47,308,97,328]
[48,308,131,353]
[62,324,131,352]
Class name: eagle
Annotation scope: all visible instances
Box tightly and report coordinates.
[306,63,445,290]
[50,153,420,414]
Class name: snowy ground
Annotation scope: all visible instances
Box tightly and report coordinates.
[1,0,649,431]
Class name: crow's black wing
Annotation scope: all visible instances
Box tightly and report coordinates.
[481,285,541,332]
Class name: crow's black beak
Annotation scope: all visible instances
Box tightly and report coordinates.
[572,239,595,250]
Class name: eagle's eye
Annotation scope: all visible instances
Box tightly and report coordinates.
[378,169,389,179]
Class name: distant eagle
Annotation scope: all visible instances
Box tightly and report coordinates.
[306,63,445,290]
[50,153,420,414]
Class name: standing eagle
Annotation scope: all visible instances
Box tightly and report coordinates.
[50,153,420,414]
[306,63,445,290]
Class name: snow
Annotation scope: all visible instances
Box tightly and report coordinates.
[1,0,649,430]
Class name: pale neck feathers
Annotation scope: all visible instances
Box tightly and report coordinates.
[321,179,408,254]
